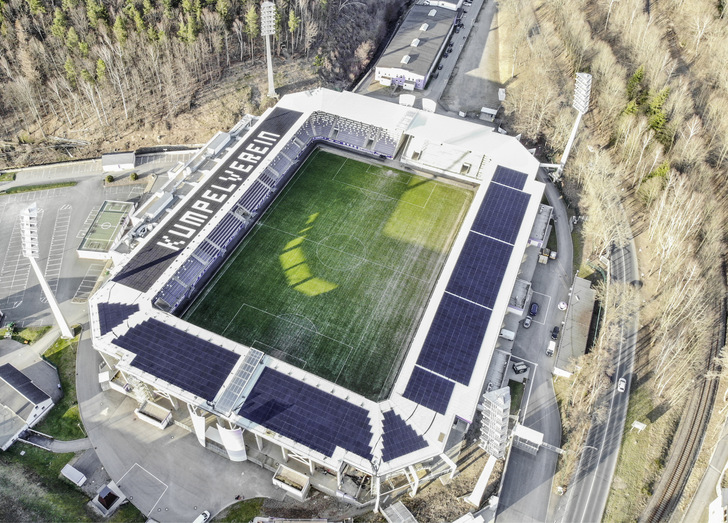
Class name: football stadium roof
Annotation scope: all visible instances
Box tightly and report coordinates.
[90,88,543,494]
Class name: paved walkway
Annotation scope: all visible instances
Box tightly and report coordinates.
[24,433,93,453]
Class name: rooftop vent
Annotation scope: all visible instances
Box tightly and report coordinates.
[411,38,420,47]
[401,55,411,64]
[420,23,429,31]
[428,8,436,16]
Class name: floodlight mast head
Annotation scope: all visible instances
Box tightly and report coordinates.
[20,203,40,259]
[573,72,592,115]
[557,72,593,177]
[261,1,276,36]
[261,1,278,98]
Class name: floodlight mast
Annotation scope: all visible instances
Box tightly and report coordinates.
[557,72,592,177]
[261,1,278,98]
[21,203,74,339]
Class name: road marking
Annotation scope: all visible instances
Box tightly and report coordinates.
[41,205,72,303]
[72,263,104,302]
[530,290,552,325]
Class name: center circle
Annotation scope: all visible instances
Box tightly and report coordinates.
[100,221,112,229]
[316,234,366,271]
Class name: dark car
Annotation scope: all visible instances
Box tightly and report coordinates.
[529,302,539,316]
[512,362,528,374]
[443,52,449,58]
[438,64,443,70]
[551,326,560,340]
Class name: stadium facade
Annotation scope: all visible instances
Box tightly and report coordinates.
[89,88,544,509]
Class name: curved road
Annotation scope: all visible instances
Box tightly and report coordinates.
[559,238,639,523]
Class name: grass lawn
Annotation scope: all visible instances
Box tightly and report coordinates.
[184,150,474,400]
[0,171,16,182]
[0,444,145,522]
[35,326,86,440]
[0,325,51,344]
[0,181,77,195]
[509,380,525,416]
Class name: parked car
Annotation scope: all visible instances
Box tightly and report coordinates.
[551,326,560,340]
[438,64,443,70]
[617,378,627,392]
[529,302,539,316]
[512,362,528,374]
[523,316,532,329]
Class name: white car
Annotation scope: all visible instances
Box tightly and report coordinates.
[523,316,532,329]
[617,378,626,392]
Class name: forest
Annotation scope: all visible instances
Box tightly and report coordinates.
[497,0,727,518]
[0,0,398,166]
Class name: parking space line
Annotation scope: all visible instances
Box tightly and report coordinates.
[41,205,72,303]
[531,291,552,325]
[72,263,104,302]
[77,206,101,239]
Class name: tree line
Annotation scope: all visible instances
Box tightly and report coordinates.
[0,0,398,166]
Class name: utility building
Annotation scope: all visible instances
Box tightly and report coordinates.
[374,1,458,90]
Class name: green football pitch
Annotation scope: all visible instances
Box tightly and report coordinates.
[183,149,474,400]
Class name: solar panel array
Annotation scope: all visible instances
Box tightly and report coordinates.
[381,410,428,462]
[0,363,50,405]
[471,183,530,244]
[97,302,140,336]
[492,165,528,190]
[446,235,512,309]
[402,366,455,415]
[239,368,373,460]
[114,319,240,401]
[416,294,492,384]
[404,171,532,410]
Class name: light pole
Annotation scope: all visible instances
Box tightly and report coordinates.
[558,72,592,177]
[261,1,277,98]
[21,203,73,339]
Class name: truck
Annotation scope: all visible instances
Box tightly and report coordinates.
[499,329,516,341]
[546,340,556,357]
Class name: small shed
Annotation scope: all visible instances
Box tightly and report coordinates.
[102,152,136,172]
[0,363,53,451]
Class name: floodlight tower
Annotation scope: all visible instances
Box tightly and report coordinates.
[261,1,278,98]
[558,72,592,176]
[21,203,73,339]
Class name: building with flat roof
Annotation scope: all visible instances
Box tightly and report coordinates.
[89,88,543,514]
[374,2,457,90]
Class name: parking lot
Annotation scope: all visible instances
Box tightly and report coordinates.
[0,152,189,327]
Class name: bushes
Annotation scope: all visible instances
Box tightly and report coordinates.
[130,172,139,181]
[105,174,114,183]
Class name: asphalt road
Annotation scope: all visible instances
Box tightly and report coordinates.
[495,170,573,523]
[559,239,639,523]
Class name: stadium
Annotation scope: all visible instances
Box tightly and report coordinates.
[89,88,544,509]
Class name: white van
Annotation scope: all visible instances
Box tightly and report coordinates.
[546,340,556,357]
[499,329,516,341]
[192,511,211,523]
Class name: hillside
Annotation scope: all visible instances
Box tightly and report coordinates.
[0,0,400,167]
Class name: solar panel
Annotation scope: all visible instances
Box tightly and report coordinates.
[492,165,528,190]
[0,363,50,405]
[114,319,239,401]
[381,410,428,462]
[402,366,455,415]
[416,293,491,385]
[446,233,513,309]
[239,368,373,459]
[97,303,140,336]
[471,183,530,244]
[114,107,303,292]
